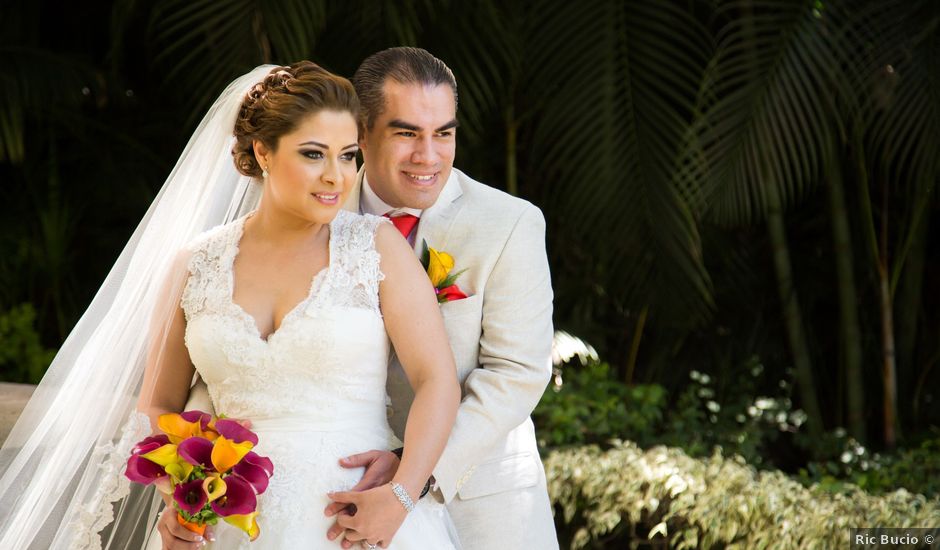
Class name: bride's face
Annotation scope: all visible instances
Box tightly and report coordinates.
[255,109,359,225]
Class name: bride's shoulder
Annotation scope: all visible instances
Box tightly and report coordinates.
[331,210,389,240]
[183,217,244,255]
[175,217,245,279]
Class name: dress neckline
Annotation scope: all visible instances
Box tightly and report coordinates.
[226,213,336,343]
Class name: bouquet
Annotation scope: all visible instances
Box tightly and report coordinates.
[124,410,273,540]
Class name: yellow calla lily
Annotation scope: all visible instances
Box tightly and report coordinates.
[165,460,194,484]
[202,475,227,502]
[223,512,260,540]
[427,247,455,287]
[211,436,253,473]
[141,444,179,467]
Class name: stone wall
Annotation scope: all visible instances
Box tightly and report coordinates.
[0,383,35,446]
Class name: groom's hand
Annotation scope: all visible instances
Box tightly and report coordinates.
[325,450,399,517]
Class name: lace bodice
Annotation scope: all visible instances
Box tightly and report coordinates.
[171,210,462,550]
[180,210,392,423]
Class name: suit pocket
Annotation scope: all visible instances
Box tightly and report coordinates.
[440,293,482,319]
[456,452,539,500]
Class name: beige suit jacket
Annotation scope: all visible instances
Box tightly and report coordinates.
[348,168,558,548]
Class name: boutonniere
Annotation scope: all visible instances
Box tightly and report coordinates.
[420,240,468,303]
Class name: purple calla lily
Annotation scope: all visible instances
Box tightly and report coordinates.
[124,455,166,485]
[177,437,215,470]
[131,434,170,456]
[173,478,208,516]
[243,452,274,476]
[214,419,258,446]
[180,410,213,431]
[232,452,273,494]
[210,475,257,517]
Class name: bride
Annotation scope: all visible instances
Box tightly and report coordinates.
[0,62,460,550]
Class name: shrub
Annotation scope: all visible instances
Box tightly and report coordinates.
[545,441,940,549]
[533,361,666,448]
[801,432,940,499]
[0,303,56,383]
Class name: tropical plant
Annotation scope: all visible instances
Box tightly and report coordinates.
[546,440,940,549]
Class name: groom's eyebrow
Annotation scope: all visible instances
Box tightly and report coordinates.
[388,119,420,131]
[436,119,459,132]
[387,119,460,132]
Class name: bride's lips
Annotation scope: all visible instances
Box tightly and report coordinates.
[401,171,439,188]
[311,192,339,205]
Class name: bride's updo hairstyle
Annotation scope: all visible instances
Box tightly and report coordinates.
[232,61,359,178]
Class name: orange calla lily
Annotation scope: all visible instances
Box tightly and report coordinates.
[158,414,203,444]
[211,436,253,473]
[223,512,260,541]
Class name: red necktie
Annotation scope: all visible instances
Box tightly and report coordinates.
[386,213,419,238]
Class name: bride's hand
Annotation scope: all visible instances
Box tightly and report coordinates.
[328,484,409,549]
[156,507,215,549]
[326,450,400,547]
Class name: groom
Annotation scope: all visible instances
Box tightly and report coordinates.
[325,47,558,549]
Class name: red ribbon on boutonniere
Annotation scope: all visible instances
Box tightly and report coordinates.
[420,240,468,303]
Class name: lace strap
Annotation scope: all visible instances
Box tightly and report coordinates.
[179,219,243,321]
[313,212,389,314]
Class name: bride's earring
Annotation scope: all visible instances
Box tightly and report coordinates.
[261,166,269,180]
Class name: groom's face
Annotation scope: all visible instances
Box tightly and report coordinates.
[360,80,457,210]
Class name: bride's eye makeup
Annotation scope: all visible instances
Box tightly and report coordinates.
[340,151,357,162]
[301,149,324,160]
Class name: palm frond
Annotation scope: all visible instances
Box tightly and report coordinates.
[854,1,940,191]
[526,0,716,326]
[0,47,93,164]
[148,0,329,127]
[419,0,520,143]
[685,0,856,226]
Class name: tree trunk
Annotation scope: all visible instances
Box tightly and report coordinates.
[895,206,928,425]
[766,184,823,437]
[826,158,866,442]
[878,178,898,448]
[505,105,518,196]
[624,305,648,385]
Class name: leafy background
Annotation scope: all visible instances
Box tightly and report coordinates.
[2,0,939,523]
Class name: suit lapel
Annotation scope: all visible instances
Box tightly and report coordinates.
[413,172,463,256]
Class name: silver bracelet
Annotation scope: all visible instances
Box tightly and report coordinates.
[389,482,415,513]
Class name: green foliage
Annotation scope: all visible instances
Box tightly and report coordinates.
[545,441,940,549]
[660,358,807,467]
[537,354,805,467]
[0,304,56,383]
[533,362,665,449]
[800,432,940,499]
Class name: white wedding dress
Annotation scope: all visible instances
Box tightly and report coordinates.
[165,210,458,549]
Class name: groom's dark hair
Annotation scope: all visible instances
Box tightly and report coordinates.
[352,47,457,132]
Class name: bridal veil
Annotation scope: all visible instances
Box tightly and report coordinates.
[0,65,274,549]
